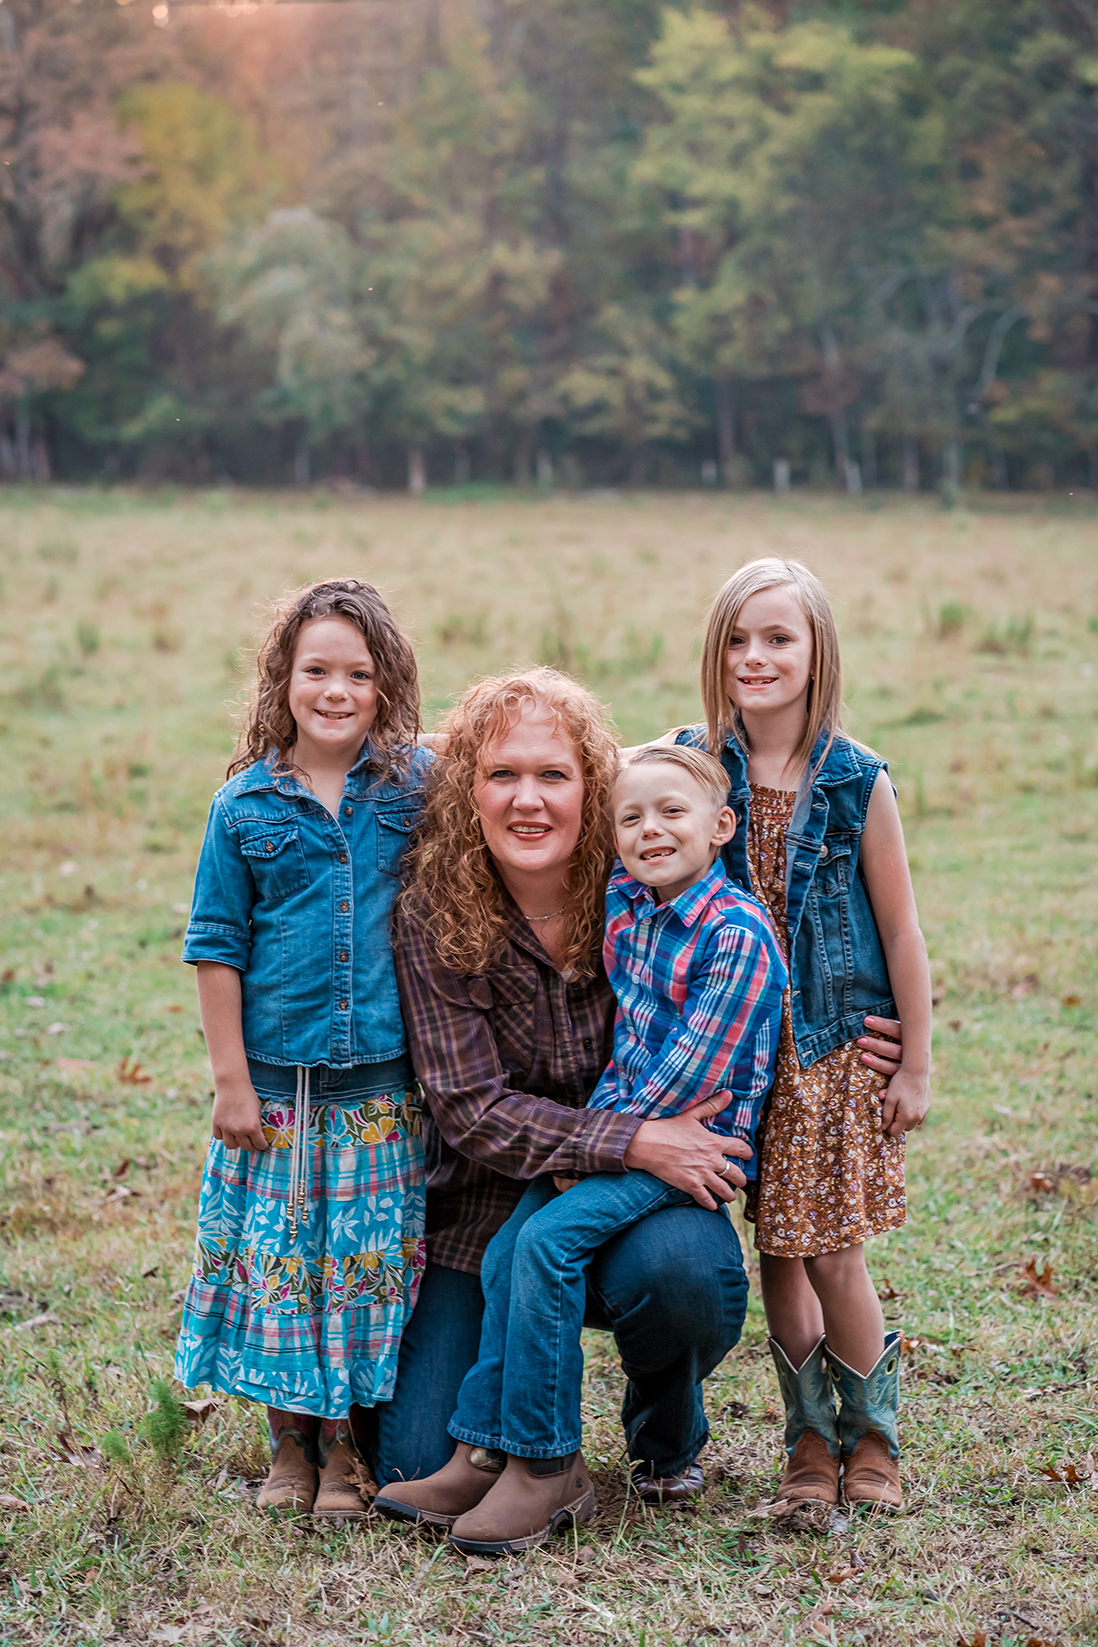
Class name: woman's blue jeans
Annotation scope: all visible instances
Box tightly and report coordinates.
[373,1179,749,1484]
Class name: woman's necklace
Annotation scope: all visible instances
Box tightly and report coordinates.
[523,906,565,923]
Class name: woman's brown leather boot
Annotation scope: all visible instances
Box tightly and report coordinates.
[313,1418,375,1519]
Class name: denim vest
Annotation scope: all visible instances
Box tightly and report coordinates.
[675,727,895,1066]
[182,743,431,1069]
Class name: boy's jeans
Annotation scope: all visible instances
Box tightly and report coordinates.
[448,1171,712,1460]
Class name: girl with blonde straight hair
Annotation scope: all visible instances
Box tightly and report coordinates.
[675,557,931,1514]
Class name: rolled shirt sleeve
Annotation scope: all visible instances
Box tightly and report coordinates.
[181,795,256,972]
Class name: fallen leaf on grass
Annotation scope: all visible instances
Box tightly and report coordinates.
[102,1185,141,1204]
[142,1265,159,1279]
[900,1334,924,1353]
[876,1280,901,1301]
[351,1457,379,1499]
[1018,1259,1059,1300]
[463,1555,497,1573]
[45,1023,68,1035]
[957,1634,987,1647]
[10,1312,61,1332]
[1,968,14,985]
[57,1432,101,1467]
[1062,993,1082,1007]
[1028,1171,1057,1195]
[164,1004,183,1014]
[825,1552,865,1583]
[0,1494,29,1511]
[181,1398,221,1425]
[1038,1452,1097,1487]
[1011,974,1039,998]
[111,1159,132,1180]
[747,1497,798,1520]
[116,1058,152,1086]
[56,1058,95,1074]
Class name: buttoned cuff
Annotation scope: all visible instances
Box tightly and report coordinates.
[181,922,252,970]
[572,1107,645,1175]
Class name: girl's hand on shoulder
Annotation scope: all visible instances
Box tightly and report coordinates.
[881,1070,929,1138]
[211,1081,268,1152]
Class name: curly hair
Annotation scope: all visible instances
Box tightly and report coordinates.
[228,579,421,780]
[404,667,620,979]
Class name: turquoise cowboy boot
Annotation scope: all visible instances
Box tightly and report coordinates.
[823,1331,903,1511]
[768,1336,841,1505]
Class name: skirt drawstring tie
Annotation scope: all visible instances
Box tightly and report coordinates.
[287,1064,311,1242]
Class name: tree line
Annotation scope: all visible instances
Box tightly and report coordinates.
[2,0,1096,492]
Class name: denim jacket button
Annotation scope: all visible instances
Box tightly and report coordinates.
[339,853,348,864]
[339,900,349,913]
[265,841,274,853]
[339,999,348,1011]
[343,806,353,817]
[819,844,829,859]
[339,949,348,963]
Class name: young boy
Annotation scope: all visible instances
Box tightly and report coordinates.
[376,744,786,1552]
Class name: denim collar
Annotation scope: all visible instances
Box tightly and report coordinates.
[618,858,729,927]
[232,743,416,802]
[721,725,861,789]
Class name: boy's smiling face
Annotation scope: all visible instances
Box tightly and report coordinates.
[613,761,735,905]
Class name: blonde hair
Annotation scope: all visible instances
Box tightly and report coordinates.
[403,667,619,979]
[700,558,842,777]
[229,579,421,779]
[619,743,730,810]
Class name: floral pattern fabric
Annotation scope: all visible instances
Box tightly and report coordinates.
[175,1083,425,1416]
[744,785,906,1257]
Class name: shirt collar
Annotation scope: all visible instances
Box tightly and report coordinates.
[618,858,728,927]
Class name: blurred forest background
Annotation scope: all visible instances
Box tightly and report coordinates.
[3,0,1098,493]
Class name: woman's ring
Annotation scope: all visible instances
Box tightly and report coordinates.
[717,1160,732,1179]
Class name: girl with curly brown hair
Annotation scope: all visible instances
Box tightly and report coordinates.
[175,579,430,1521]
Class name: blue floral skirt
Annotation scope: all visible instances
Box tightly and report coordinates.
[175,1058,425,1417]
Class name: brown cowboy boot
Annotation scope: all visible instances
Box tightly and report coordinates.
[313,1419,375,1519]
[631,1462,705,1504]
[768,1337,841,1506]
[824,1334,904,1512]
[256,1409,318,1513]
[373,1443,507,1531]
[448,1452,596,1555]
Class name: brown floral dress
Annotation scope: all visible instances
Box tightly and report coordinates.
[743,786,906,1256]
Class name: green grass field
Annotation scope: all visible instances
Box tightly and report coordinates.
[0,485,1095,1647]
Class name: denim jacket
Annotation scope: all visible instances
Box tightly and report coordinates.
[182,744,431,1069]
[675,726,895,1066]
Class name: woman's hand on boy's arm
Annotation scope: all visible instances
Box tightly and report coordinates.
[623,1089,751,1210]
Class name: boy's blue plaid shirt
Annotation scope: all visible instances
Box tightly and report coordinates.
[585,860,787,1178]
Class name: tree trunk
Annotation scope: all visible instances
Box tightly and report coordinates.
[293,436,311,487]
[513,426,534,485]
[843,458,862,495]
[773,457,791,495]
[453,443,471,486]
[902,434,919,493]
[629,450,648,487]
[716,378,736,482]
[32,433,50,482]
[408,443,426,496]
[15,401,32,478]
[943,437,961,491]
[536,448,554,488]
[860,427,877,490]
[830,411,850,481]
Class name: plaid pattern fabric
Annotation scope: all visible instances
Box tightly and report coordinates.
[395,904,640,1274]
[586,862,787,1178]
[175,1078,425,1416]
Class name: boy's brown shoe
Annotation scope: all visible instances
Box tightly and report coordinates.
[256,1432,318,1513]
[374,1443,507,1531]
[448,1452,596,1555]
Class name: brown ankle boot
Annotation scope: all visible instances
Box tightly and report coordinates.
[313,1421,375,1520]
[256,1417,318,1513]
[448,1452,596,1555]
[374,1443,507,1530]
[840,1432,903,1511]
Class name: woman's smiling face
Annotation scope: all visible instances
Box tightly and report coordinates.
[474,702,585,883]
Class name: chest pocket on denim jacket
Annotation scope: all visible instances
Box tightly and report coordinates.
[238,825,311,900]
[376,810,418,877]
[814,837,853,898]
